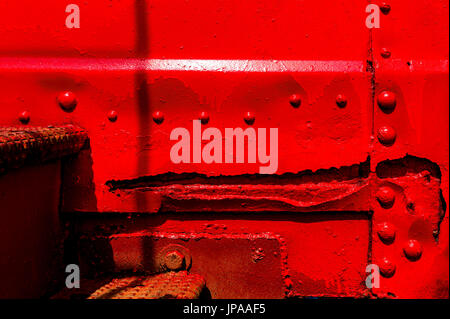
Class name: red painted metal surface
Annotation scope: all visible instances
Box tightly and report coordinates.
[0,0,448,299]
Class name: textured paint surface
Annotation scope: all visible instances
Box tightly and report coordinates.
[0,0,448,298]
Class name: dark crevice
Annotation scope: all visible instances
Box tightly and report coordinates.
[105,157,370,190]
[376,155,442,179]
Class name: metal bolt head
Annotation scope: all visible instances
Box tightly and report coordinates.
[379,257,396,278]
[377,91,396,111]
[380,3,391,14]
[403,239,422,261]
[152,111,164,124]
[244,111,255,125]
[376,186,395,208]
[199,111,209,124]
[57,91,78,112]
[377,126,396,146]
[19,111,30,124]
[380,48,391,59]
[107,110,118,122]
[335,94,347,108]
[289,94,301,108]
[377,222,396,244]
[164,250,185,271]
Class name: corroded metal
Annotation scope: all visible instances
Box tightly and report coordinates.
[0,125,88,173]
[88,271,205,299]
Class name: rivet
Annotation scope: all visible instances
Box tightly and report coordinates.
[377,126,396,146]
[379,257,396,278]
[107,110,118,122]
[152,111,164,124]
[377,91,396,112]
[164,251,185,271]
[199,111,209,124]
[289,94,301,108]
[18,111,30,124]
[244,111,255,125]
[377,222,396,244]
[57,91,77,112]
[380,48,391,59]
[335,94,347,108]
[380,3,391,14]
[376,186,395,208]
[403,239,422,261]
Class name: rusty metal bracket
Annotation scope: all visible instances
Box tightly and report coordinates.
[88,271,205,299]
[0,125,88,173]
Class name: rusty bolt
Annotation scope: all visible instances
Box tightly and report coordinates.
[152,111,164,124]
[107,110,118,122]
[199,111,209,124]
[380,3,391,14]
[164,250,185,271]
[377,222,396,244]
[403,239,422,261]
[376,186,395,208]
[289,94,301,108]
[335,94,347,108]
[380,48,391,59]
[377,91,396,111]
[18,111,30,124]
[57,91,78,112]
[379,257,396,278]
[377,126,396,146]
[244,111,255,125]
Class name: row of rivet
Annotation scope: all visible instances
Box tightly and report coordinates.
[377,91,397,146]
[18,91,78,124]
[376,2,396,147]
[377,238,423,278]
[374,8,422,278]
[376,186,423,278]
[380,2,391,58]
[18,92,349,125]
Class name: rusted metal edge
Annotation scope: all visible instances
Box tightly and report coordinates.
[0,125,88,173]
[88,271,206,299]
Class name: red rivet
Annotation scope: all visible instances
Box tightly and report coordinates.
[152,111,164,124]
[380,3,391,14]
[107,110,118,122]
[289,94,301,108]
[335,94,347,108]
[57,91,77,112]
[377,91,396,111]
[403,239,422,262]
[380,48,391,59]
[244,112,255,125]
[377,126,396,146]
[379,257,396,278]
[376,186,395,208]
[377,222,396,244]
[199,111,209,124]
[18,111,30,124]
